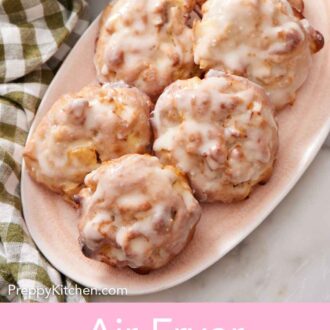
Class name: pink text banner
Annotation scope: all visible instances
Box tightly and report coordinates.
[1,303,330,330]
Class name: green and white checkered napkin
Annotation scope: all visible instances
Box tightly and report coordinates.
[0,0,89,302]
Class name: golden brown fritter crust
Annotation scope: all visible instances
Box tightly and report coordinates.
[24,83,152,203]
[78,154,201,270]
[152,71,279,203]
[94,0,199,101]
[193,0,324,110]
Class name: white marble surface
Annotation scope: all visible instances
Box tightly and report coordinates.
[86,1,330,302]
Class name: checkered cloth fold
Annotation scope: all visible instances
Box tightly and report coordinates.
[0,0,89,302]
